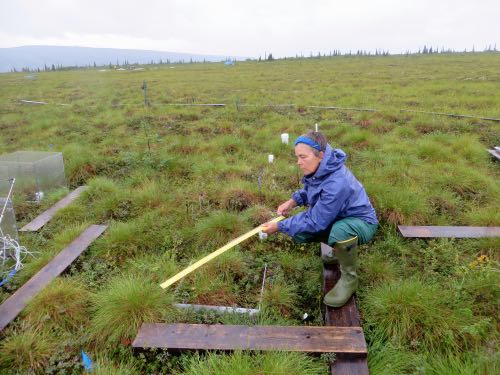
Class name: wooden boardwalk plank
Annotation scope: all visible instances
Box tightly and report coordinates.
[322,243,369,375]
[0,224,107,331]
[398,225,500,238]
[133,323,367,354]
[20,186,88,232]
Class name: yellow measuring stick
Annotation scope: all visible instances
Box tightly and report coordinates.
[160,216,285,289]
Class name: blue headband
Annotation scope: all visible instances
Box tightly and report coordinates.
[294,136,322,151]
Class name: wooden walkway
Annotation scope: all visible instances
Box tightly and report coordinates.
[398,225,500,238]
[132,243,369,372]
[20,186,88,232]
[133,323,366,354]
[0,224,107,331]
[322,243,369,375]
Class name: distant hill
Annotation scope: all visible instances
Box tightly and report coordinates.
[0,45,247,72]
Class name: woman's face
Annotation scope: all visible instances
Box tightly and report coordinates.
[295,143,324,175]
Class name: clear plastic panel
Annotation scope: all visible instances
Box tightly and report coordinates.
[0,197,18,242]
[34,153,66,198]
[0,151,67,201]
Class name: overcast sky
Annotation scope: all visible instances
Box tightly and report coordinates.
[1,0,498,57]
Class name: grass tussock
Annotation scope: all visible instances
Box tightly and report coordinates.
[90,274,174,344]
[25,277,92,331]
[97,210,171,261]
[180,351,326,375]
[0,327,57,372]
[193,210,250,247]
[420,351,499,375]
[63,143,98,186]
[362,278,489,352]
[262,281,298,317]
[359,252,401,287]
[367,340,416,375]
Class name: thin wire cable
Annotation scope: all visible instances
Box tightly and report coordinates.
[0,178,36,286]
[0,178,16,224]
[16,98,500,122]
[258,263,268,311]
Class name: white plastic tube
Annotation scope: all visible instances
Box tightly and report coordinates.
[174,303,260,316]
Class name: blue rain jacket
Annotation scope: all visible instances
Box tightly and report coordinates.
[278,145,378,237]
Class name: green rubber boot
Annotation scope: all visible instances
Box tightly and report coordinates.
[323,236,358,307]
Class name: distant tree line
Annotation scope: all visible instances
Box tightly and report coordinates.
[8,56,233,73]
[9,44,498,73]
[259,44,498,62]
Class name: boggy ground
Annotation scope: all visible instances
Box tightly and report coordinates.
[0,53,499,374]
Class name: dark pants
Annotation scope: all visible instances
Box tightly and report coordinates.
[293,217,377,246]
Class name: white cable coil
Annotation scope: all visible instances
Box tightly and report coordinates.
[0,178,36,283]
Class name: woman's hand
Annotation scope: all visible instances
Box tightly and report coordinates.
[277,199,297,216]
[261,221,279,234]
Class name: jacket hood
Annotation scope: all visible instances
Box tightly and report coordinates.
[309,144,346,179]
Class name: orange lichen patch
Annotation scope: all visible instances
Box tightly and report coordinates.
[468,254,490,269]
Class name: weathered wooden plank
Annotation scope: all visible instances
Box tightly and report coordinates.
[488,149,500,161]
[133,323,367,354]
[0,224,107,331]
[20,186,88,232]
[322,243,370,375]
[398,225,500,238]
[331,356,370,375]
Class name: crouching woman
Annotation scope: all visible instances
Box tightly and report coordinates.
[261,131,378,307]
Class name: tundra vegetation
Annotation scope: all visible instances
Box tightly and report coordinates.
[0,53,499,374]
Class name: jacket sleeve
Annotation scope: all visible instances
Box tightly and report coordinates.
[291,188,308,206]
[278,182,350,237]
